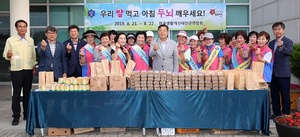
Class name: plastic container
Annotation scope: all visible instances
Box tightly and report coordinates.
[176,128,200,134]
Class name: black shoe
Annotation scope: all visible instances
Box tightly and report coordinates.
[270,114,278,119]
[12,117,19,126]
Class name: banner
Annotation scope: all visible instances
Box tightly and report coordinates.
[84,3,226,31]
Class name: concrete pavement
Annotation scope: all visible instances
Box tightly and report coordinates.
[0,85,278,137]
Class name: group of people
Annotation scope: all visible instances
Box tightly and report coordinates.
[3,20,293,126]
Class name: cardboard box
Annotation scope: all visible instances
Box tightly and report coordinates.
[213,129,242,134]
[100,128,126,132]
[73,128,94,134]
[290,90,300,110]
[297,97,300,112]
[48,128,71,136]
[176,128,200,134]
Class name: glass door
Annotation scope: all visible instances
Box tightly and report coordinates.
[0,13,11,82]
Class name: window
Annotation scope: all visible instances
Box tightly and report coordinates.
[142,0,168,3]
[0,0,9,11]
[226,0,249,3]
[49,0,84,3]
[0,13,10,82]
[86,0,112,3]
[50,6,84,26]
[115,0,139,3]
[30,6,47,26]
[226,5,249,25]
[30,0,47,3]
[226,28,249,37]
[171,0,195,3]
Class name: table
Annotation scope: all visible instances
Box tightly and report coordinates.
[26,90,270,135]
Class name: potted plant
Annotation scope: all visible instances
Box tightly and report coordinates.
[291,43,300,82]
[273,112,300,137]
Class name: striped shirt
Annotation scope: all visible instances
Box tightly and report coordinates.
[49,42,56,57]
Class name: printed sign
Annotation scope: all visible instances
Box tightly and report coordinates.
[84,3,226,31]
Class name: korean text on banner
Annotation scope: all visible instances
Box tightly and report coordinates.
[84,3,226,31]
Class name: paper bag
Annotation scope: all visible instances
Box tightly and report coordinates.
[90,76,107,91]
[124,59,136,78]
[45,72,54,89]
[95,62,105,77]
[245,71,259,90]
[89,62,97,77]
[111,60,122,76]
[227,71,234,90]
[258,79,269,89]
[234,70,245,90]
[38,71,46,90]
[102,59,110,76]
[259,82,269,89]
[252,61,264,79]
[109,76,126,91]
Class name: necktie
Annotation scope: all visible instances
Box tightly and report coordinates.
[73,41,78,50]
[274,41,278,52]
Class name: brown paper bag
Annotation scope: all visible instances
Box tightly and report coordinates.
[259,82,269,89]
[227,71,234,90]
[90,76,107,91]
[109,76,126,91]
[45,72,54,89]
[102,59,110,76]
[111,60,121,76]
[251,61,264,79]
[234,70,245,90]
[258,78,269,89]
[124,59,136,78]
[38,71,46,90]
[245,71,259,90]
[89,62,97,77]
[95,62,105,77]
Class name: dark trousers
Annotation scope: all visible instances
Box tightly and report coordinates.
[270,73,290,116]
[67,67,81,77]
[11,70,33,118]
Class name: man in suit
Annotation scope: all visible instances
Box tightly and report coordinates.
[269,22,293,118]
[37,26,68,81]
[149,24,179,72]
[63,25,87,77]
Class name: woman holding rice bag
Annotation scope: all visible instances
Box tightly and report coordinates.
[252,31,273,82]
[79,30,101,77]
[231,30,251,70]
[188,35,202,70]
[112,32,131,74]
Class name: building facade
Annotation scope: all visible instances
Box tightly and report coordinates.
[251,0,300,43]
[0,0,250,82]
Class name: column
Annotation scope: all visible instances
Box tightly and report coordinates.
[10,0,30,37]
[9,0,30,97]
